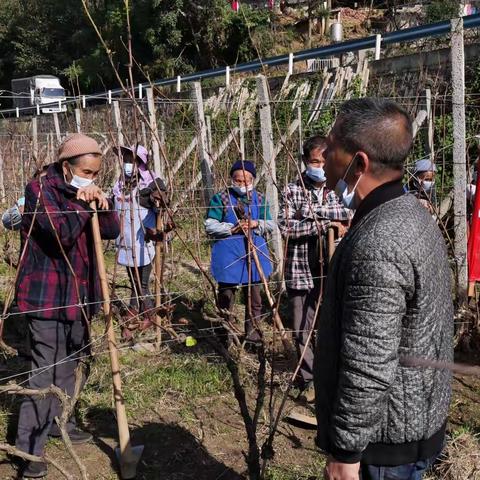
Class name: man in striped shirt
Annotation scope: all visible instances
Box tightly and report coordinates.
[279,136,351,401]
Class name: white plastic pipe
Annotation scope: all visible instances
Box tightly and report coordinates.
[375,34,382,60]
[36,104,40,115]
[108,90,112,104]
[138,83,143,99]
[176,76,181,93]
[288,53,294,75]
[226,66,230,87]
[82,95,86,109]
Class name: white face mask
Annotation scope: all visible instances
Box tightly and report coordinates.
[334,155,362,210]
[306,166,326,183]
[124,163,134,177]
[421,180,434,191]
[231,184,253,195]
[69,167,94,189]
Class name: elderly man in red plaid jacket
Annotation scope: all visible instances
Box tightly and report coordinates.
[14,134,120,479]
[279,135,351,403]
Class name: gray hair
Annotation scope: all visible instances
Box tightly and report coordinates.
[333,98,413,172]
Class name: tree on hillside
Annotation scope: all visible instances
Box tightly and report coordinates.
[0,0,272,97]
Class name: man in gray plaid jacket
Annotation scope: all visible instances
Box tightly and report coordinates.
[278,136,351,401]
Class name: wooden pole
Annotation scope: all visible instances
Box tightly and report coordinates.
[0,149,5,202]
[256,74,283,267]
[53,113,61,144]
[146,88,163,178]
[31,117,38,164]
[159,120,166,148]
[425,89,434,164]
[191,82,214,205]
[75,108,82,133]
[239,113,245,160]
[451,17,468,305]
[112,101,124,181]
[90,203,142,478]
[154,213,164,348]
[141,121,147,147]
[206,115,213,155]
[328,227,335,261]
[113,101,125,145]
[297,105,303,168]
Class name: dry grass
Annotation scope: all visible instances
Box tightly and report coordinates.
[430,431,480,480]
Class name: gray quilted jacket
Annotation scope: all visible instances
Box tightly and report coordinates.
[314,191,453,464]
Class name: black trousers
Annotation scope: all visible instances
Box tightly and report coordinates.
[16,318,89,456]
[287,281,321,385]
[126,264,154,312]
[217,283,263,340]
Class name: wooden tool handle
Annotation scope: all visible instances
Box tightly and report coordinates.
[90,202,133,458]
[327,227,335,262]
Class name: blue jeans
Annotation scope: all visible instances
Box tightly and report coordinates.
[361,455,437,480]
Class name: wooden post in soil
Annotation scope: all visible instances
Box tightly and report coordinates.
[75,108,82,133]
[90,202,143,479]
[0,148,5,202]
[113,101,124,181]
[191,82,215,205]
[146,87,163,178]
[425,88,434,164]
[256,75,283,271]
[53,113,61,144]
[31,117,39,165]
[239,112,245,160]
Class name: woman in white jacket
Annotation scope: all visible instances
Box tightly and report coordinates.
[113,145,168,339]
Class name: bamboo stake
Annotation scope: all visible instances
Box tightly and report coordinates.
[154,212,164,348]
[328,227,335,261]
[90,202,143,479]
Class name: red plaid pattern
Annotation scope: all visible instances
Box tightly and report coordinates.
[15,164,120,322]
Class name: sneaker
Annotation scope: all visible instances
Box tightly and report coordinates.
[50,427,92,444]
[23,461,47,478]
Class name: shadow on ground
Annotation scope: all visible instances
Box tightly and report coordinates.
[87,407,244,480]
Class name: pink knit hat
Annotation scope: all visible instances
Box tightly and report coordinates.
[58,133,102,161]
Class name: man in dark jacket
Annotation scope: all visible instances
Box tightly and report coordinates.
[314,98,453,480]
[15,134,120,478]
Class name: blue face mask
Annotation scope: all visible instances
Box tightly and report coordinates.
[334,155,362,210]
[306,166,326,183]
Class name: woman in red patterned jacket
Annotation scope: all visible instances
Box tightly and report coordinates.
[14,134,120,479]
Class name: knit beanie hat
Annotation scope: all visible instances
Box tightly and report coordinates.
[230,160,256,178]
[58,133,102,161]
